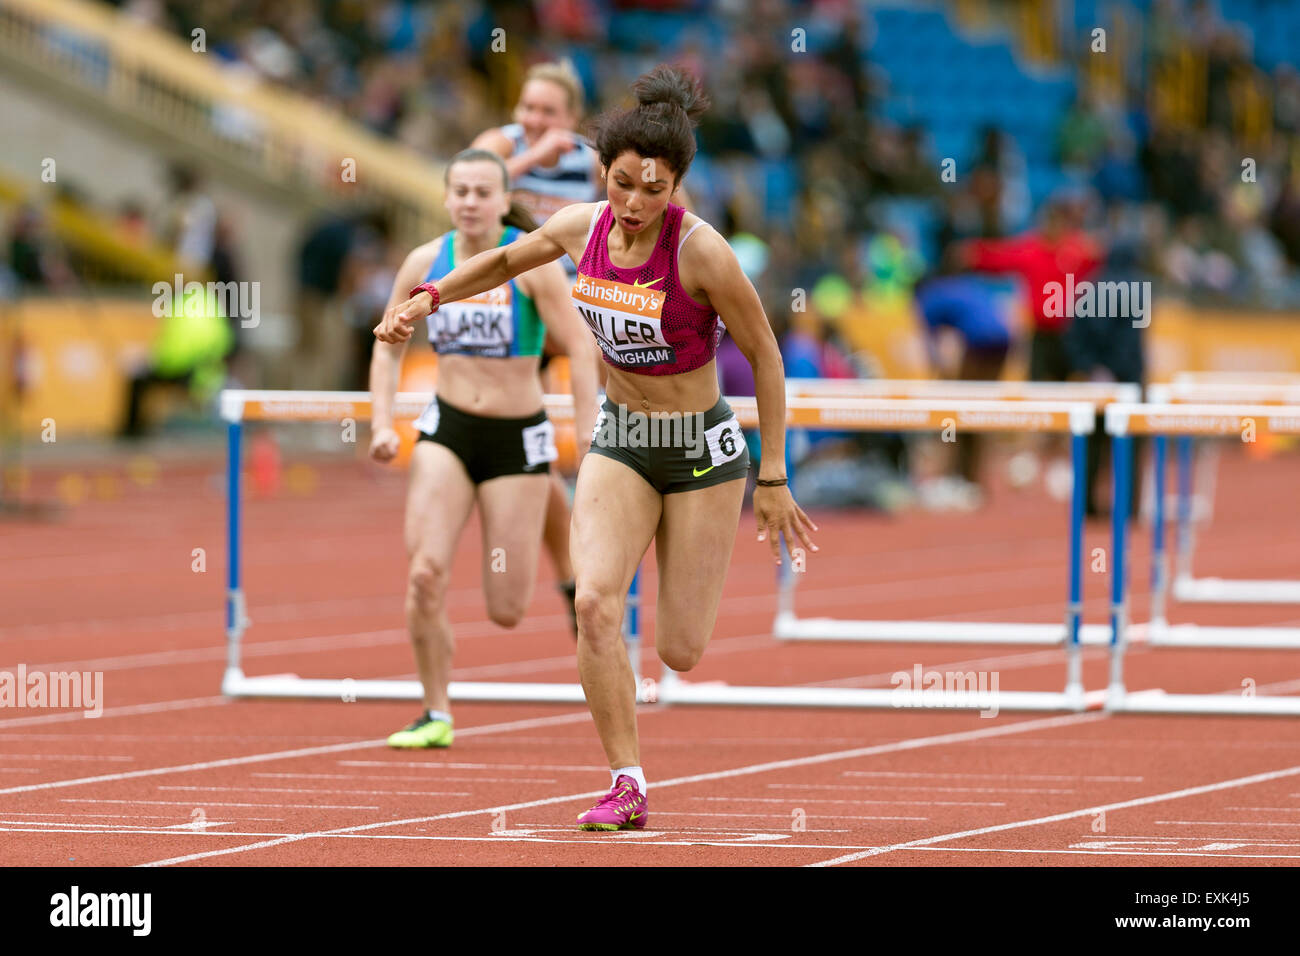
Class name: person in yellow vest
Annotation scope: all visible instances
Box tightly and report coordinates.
[121,284,232,438]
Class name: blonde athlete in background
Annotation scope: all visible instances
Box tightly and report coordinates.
[377,67,816,828]
[369,148,597,748]
[472,60,603,235]
[472,61,602,635]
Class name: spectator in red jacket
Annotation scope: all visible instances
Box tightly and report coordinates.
[954,199,1106,500]
[958,198,1105,383]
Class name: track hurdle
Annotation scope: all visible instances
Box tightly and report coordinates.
[219,390,606,705]
[770,379,1136,649]
[1148,377,1300,607]
[693,394,1101,711]
[1105,401,1300,715]
[219,389,1100,712]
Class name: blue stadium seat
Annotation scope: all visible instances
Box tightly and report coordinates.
[868,2,1085,208]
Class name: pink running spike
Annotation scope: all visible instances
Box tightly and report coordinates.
[576,775,648,831]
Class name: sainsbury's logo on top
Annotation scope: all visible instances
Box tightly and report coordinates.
[573,273,665,316]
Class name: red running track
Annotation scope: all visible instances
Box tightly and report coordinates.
[2,442,1300,866]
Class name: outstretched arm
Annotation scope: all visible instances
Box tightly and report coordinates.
[690,227,818,564]
[374,203,594,344]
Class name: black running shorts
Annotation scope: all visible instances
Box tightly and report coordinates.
[414,394,555,484]
[587,395,749,494]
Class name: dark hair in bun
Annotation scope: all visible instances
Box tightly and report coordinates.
[590,65,710,184]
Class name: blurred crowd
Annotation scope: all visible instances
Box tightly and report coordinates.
[13,1,1296,317]
[6,0,1298,504]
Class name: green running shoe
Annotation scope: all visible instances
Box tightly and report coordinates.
[386,712,453,749]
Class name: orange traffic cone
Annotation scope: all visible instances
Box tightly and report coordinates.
[250,430,281,497]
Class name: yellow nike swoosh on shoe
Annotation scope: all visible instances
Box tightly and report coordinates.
[692,465,715,477]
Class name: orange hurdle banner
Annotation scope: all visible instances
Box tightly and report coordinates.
[784,378,1139,407]
[224,390,1098,435]
[1105,403,1300,437]
[728,397,1095,433]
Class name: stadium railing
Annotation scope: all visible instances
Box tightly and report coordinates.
[0,0,445,241]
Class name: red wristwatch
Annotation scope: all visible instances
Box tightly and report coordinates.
[407,282,440,312]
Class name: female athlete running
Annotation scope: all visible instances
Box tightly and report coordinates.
[370,148,598,748]
[376,67,816,827]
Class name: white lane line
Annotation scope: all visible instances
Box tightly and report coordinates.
[0,738,385,795]
[0,811,285,821]
[692,796,1006,807]
[0,754,136,762]
[907,845,1300,861]
[651,811,927,821]
[138,710,1106,867]
[0,710,593,796]
[251,772,561,784]
[513,823,852,833]
[772,784,1078,794]
[337,760,606,772]
[0,695,230,730]
[62,798,383,811]
[1155,819,1300,827]
[156,786,471,797]
[0,819,242,831]
[979,737,1300,750]
[1073,835,1300,846]
[841,771,1143,782]
[807,762,1300,866]
[1225,806,1300,812]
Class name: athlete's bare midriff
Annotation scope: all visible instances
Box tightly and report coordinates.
[602,361,721,414]
[436,354,545,417]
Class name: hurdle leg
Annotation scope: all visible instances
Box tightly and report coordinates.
[773,450,799,637]
[1150,434,1168,631]
[625,565,642,694]
[1174,435,1193,582]
[222,418,249,693]
[1065,431,1085,701]
[1107,433,1133,706]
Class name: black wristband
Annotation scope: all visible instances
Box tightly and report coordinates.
[754,477,788,487]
